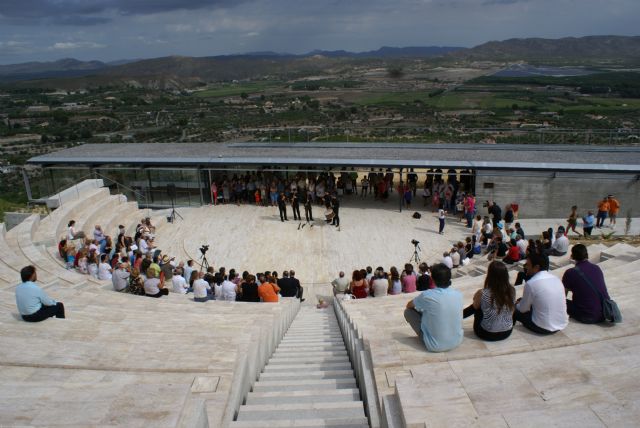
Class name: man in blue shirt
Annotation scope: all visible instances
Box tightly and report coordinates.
[404,263,463,352]
[15,266,65,322]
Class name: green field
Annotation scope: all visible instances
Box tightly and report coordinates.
[193,81,283,98]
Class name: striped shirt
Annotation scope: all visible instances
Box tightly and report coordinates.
[480,289,514,333]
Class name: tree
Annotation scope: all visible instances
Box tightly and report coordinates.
[387,67,404,79]
[240,92,249,100]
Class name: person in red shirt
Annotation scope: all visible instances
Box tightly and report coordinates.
[502,239,521,264]
[257,274,280,302]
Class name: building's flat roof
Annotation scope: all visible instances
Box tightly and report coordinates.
[28,142,640,173]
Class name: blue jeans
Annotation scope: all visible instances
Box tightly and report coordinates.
[439,218,445,233]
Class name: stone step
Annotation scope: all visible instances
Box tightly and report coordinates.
[272,350,348,358]
[268,355,351,365]
[260,370,355,381]
[263,362,352,373]
[236,401,366,421]
[246,388,360,405]
[230,417,369,427]
[276,345,346,352]
[252,378,357,392]
[283,334,344,340]
[280,338,345,344]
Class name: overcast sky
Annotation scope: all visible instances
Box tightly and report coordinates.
[0,0,638,64]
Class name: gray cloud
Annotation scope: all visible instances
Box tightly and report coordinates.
[0,0,639,63]
[0,0,240,25]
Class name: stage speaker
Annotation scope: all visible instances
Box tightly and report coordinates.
[167,184,177,200]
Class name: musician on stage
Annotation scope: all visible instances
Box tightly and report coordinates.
[291,191,301,221]
[277,193,288,222]
[304,194,314,222]
[331,194,340,227]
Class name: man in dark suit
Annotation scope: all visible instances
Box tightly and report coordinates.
[277,193,288,222]
[289,269,304,301]
[277,271,297,297]
[331,194,340,227]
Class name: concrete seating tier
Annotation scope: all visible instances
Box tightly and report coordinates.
[0,284,300,427]
[337,242,640,427]
[33,186,111,246]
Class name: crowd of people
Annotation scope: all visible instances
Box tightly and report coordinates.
[402,240,614,352]
[58,217,304,302]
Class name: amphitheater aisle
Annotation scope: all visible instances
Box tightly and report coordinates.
[233,306,368,427]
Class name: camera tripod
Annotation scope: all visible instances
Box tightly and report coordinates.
[409,243,421,264]
[169,197,183,223]
[199,253,210,272]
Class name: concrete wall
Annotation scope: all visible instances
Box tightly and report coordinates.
[474,170,640,219]
[3,212,46,231]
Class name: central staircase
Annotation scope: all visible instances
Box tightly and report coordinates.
[232,305,369,427]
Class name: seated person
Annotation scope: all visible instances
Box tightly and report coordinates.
[144,268,168,298]
[514,250,568,334]
[547,227,569,256]
[463,261,515,341]
[562,244,610,323]
[404,264,463,352]
[172,267,189,294]
[257,274,280,302]
[331,271,349,295]
[15,266,65,322]
[502,239,521,264]
[192,272,212,302]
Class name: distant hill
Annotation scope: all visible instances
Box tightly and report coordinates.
[307,46,463,58]
[0,58,107,81]
[0,46,462,83]
[453,35,640,62]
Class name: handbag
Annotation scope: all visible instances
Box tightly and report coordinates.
[574,266,622,323]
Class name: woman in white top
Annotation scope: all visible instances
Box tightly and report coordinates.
[97,254,113,280]
[87,252,99,279]
[371,271,388,297]
[67,220,85,241]
[172,268,189,294]
[144,268,168,298]
[192,273,211,302]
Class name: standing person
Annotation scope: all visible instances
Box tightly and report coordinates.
[464,194,476,228]
[291,192,301,221]
[562,244,611,323]
[582,211,595,237]
[277,193,288,222]
[438,208,446,235]
[210,181,218,205]
[331,194,340,227]
[596,196,609,228]
[404,264,463,352]
[488,201,502,227]
[607,195,620,228]
[303,194,314,223]
[361,176,369,198]
[463,261,515,341]
[15,266,66,322]
[566,205,582,237]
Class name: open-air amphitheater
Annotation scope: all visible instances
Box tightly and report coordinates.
[1,178,640,427]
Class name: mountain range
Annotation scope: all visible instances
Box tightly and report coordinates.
[0,36,639,85]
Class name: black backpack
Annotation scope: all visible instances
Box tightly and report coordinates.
[412,212,422,219]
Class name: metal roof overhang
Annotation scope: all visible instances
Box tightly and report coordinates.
[27,155,640,174]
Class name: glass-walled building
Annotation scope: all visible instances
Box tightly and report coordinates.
[27,142,640,217]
